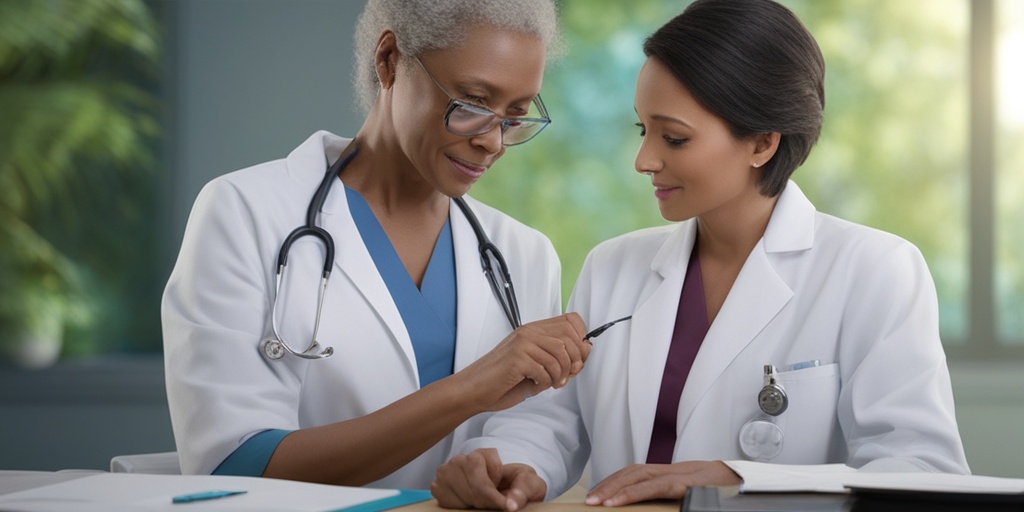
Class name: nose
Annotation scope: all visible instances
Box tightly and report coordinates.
[470,123,504,154]
[634,138,661,175]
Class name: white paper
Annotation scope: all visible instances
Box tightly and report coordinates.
[0,473,398,512]
[726,461,856,493]
[725,460,1024,496]
[844,471,1024,495]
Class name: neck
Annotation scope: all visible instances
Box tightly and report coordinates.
[342,114,448,218]
[696,191,778,264]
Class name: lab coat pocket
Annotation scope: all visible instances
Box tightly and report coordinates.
[772,362,840,463]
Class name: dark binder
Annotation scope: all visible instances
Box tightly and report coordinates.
[681,486,849,512]
[682,485,1024,512]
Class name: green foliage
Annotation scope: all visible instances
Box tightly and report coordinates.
[0,0,162,359]
[472,0,970,339]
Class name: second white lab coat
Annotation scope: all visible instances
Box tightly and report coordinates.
[162,131,561,489]
[458,181,969,499]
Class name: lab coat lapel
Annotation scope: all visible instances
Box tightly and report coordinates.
[675,182,813,437]
[291,134,419,379]
[674,240,792,434]
[627,222,696,462]
[450,198,492,371]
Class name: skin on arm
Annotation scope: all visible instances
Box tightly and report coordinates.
[263,313,589,485]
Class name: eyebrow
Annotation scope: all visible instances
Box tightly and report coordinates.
[649,113,693,129]
[634,107,695,129]
[453,77,539,106]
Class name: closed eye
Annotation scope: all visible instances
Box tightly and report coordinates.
[663,135,689,147]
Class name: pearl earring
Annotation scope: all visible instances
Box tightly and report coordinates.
[752,162,761,168]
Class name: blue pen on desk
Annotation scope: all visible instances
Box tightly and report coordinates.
[172,490,248,504]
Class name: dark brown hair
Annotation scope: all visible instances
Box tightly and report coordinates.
[643,0,825,197]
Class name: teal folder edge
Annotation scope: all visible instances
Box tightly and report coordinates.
[328,489,433,512]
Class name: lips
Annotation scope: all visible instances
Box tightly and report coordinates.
[652,182,679,199]
[449,156,487,180]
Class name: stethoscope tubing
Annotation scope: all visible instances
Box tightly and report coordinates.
[262,145,522,361]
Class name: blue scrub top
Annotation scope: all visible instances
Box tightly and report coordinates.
[344,184,458,387]
[213,184,458,477]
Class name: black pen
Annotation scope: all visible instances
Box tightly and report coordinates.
[584,316,632,341]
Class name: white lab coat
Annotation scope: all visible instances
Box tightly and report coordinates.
[162,131,561,489]
[458,181,969,499]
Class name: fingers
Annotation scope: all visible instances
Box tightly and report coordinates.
[432,451,546,512]
[522,313,591,387]
[492,313,590,390]
[454,313,592,412]
[501,464,548,512]
[585,461,742,507]
[432,449,508,510]
[562,313,590,376]
[588,473,687,507]
[585,463,654,506]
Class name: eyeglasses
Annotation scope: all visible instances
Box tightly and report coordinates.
[413,56,551,146]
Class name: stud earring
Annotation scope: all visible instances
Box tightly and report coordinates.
[752,162,761,168]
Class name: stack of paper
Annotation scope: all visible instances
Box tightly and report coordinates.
[725,461,1024,496]
[0,473,432,512]
[684,464,1024,512]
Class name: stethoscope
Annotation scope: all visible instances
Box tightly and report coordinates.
[739,364,790,461]
[259,145,522,361]
[739,360,824,460]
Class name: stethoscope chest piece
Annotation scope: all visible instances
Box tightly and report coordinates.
[757,364,789,416]
[739,364,788,461]
[260,338,287,360]
[739,418,784,461]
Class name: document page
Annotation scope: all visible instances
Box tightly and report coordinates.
[725,460,1024,496]
[0,473,403,512]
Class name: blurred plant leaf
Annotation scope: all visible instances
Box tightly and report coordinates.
[0,0,161,357]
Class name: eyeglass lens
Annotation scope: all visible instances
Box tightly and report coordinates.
[445,100,548,146]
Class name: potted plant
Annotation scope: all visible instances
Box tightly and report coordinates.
[0,0,160,367]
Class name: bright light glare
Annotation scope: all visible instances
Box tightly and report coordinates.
[998,21,1024,127]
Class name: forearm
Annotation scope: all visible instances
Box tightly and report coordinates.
[263,375,479,486]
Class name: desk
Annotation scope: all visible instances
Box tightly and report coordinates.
[0,471,678,511]
[400,500,677,511]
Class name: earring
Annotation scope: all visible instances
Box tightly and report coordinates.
[752,162,762,168]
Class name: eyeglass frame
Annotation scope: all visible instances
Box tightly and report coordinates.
[412,56,551,146]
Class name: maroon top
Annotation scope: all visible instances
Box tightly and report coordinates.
[645,247,710,464]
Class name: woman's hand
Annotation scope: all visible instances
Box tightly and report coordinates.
[584,461,741,507]
[432,448,546,511]
[453,313,589,412]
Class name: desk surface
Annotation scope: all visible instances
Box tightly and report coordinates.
[400,500,678,511]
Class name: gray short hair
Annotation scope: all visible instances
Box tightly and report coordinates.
[353,0,563,115]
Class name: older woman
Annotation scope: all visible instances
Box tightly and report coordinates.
[162,0,589,489]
